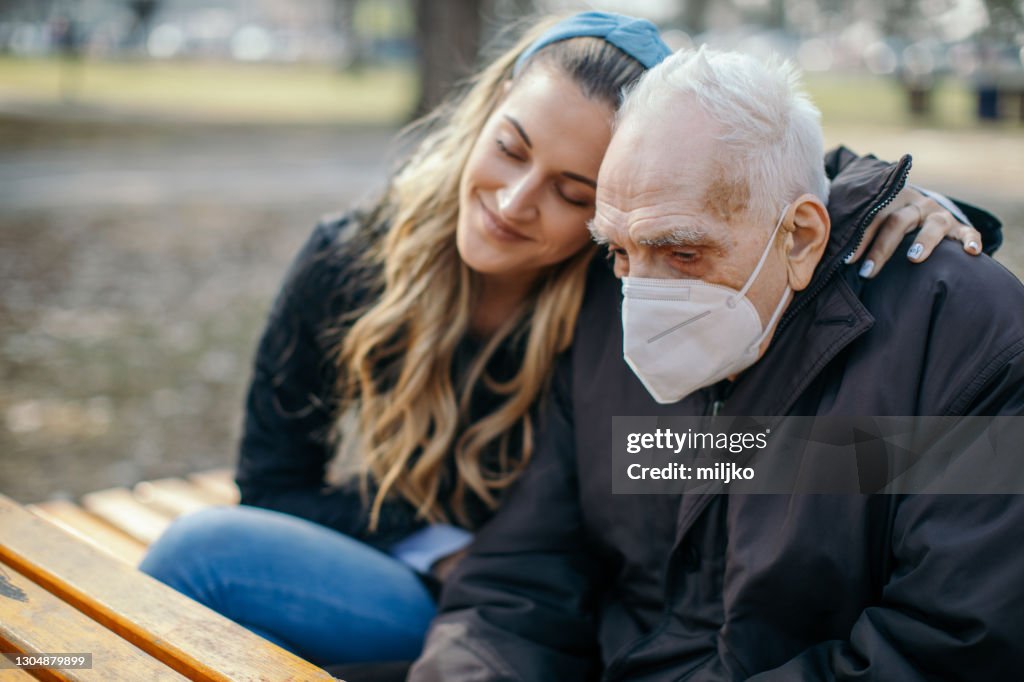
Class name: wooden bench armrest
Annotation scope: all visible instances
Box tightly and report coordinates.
[0,495,335,682]
[0,562,188,681]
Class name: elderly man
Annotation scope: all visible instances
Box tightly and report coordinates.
[410,49,1024,681]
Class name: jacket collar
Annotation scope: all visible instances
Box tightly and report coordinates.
[756,151,913,413]
[779,152,913,334]
[673,153,913,543]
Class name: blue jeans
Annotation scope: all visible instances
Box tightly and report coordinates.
[139,505,436,666]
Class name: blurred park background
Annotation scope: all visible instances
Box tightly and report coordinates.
[1,0,1022,503]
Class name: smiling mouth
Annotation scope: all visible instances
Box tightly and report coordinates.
[479,198,530,241]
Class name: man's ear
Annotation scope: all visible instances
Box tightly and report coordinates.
[783,194,830,291]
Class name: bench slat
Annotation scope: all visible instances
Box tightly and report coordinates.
[133,478,225,518]
[0,495,334,681]
[187,469,240,506]
[27,501,146,567]
[79,489,172,546]
[0,666,40,680]
[0,561,188,681]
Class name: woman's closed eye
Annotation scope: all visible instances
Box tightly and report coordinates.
[497,138,592,208]
[557,185,592,208]
[496,138,525,161]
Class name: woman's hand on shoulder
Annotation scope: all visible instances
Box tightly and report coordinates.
[849,186,984,279]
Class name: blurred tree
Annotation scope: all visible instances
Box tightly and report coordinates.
[883,0,917,36]
[410,0,540,117]
[126,0,159,50]
[492,0,536,18]
[332,0,361,70]
[982,0,1023,40]
[0,0,21,20]
[766,0,786,29]
[49,9,83,103]
[0,0,56,22]
[413,0,487,117]
[679,0,713,34]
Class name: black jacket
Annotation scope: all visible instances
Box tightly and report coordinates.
[234,214,520,549]
[410,150,1024,681]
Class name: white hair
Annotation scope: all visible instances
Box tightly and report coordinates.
[617,46,830,222]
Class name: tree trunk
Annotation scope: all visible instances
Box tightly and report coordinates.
[412,0,486,118]
[680,0,713,34]
[331,0,360,70]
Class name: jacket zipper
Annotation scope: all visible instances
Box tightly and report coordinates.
[776,157,913,336]
[603,386,725,681]
[708,379,732,417]
[604,162,911,676]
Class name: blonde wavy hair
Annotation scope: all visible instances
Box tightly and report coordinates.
[336,17,648,530]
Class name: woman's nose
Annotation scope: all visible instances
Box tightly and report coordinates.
[496,173,540,222]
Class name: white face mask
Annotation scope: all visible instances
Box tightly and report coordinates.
[621,206,792,404]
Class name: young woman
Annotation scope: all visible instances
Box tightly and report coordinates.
[140,11,986,667]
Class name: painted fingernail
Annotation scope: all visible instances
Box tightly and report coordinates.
[843,251,855,265]
[907,243,924,260]
[859,259,875,278]
[967,241,980,253]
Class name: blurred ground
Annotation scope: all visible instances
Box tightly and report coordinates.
[0,117,400,502]
[0,57,415,125]
[820,123,1024,276]
[1,62,1021,503]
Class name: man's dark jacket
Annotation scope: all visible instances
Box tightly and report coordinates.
[409,150,1024,681]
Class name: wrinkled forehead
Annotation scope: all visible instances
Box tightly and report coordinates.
[597,105,734,225]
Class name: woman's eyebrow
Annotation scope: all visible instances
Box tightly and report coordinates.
[503,115,532,148]
[503,115,595,187]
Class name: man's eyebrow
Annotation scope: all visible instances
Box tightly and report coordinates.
[637,227,725,249]
[562,171,597,188]
[503,115,532,148]
[586,219,609,244]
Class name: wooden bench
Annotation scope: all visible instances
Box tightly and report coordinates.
[25,470,239,567]
[0,471,339,681]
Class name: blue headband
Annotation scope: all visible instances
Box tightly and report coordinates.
[514,11,671,74]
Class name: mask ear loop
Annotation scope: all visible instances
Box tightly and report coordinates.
[729,204,790,308]
[748,286,792,353]
[745,204,794,352]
